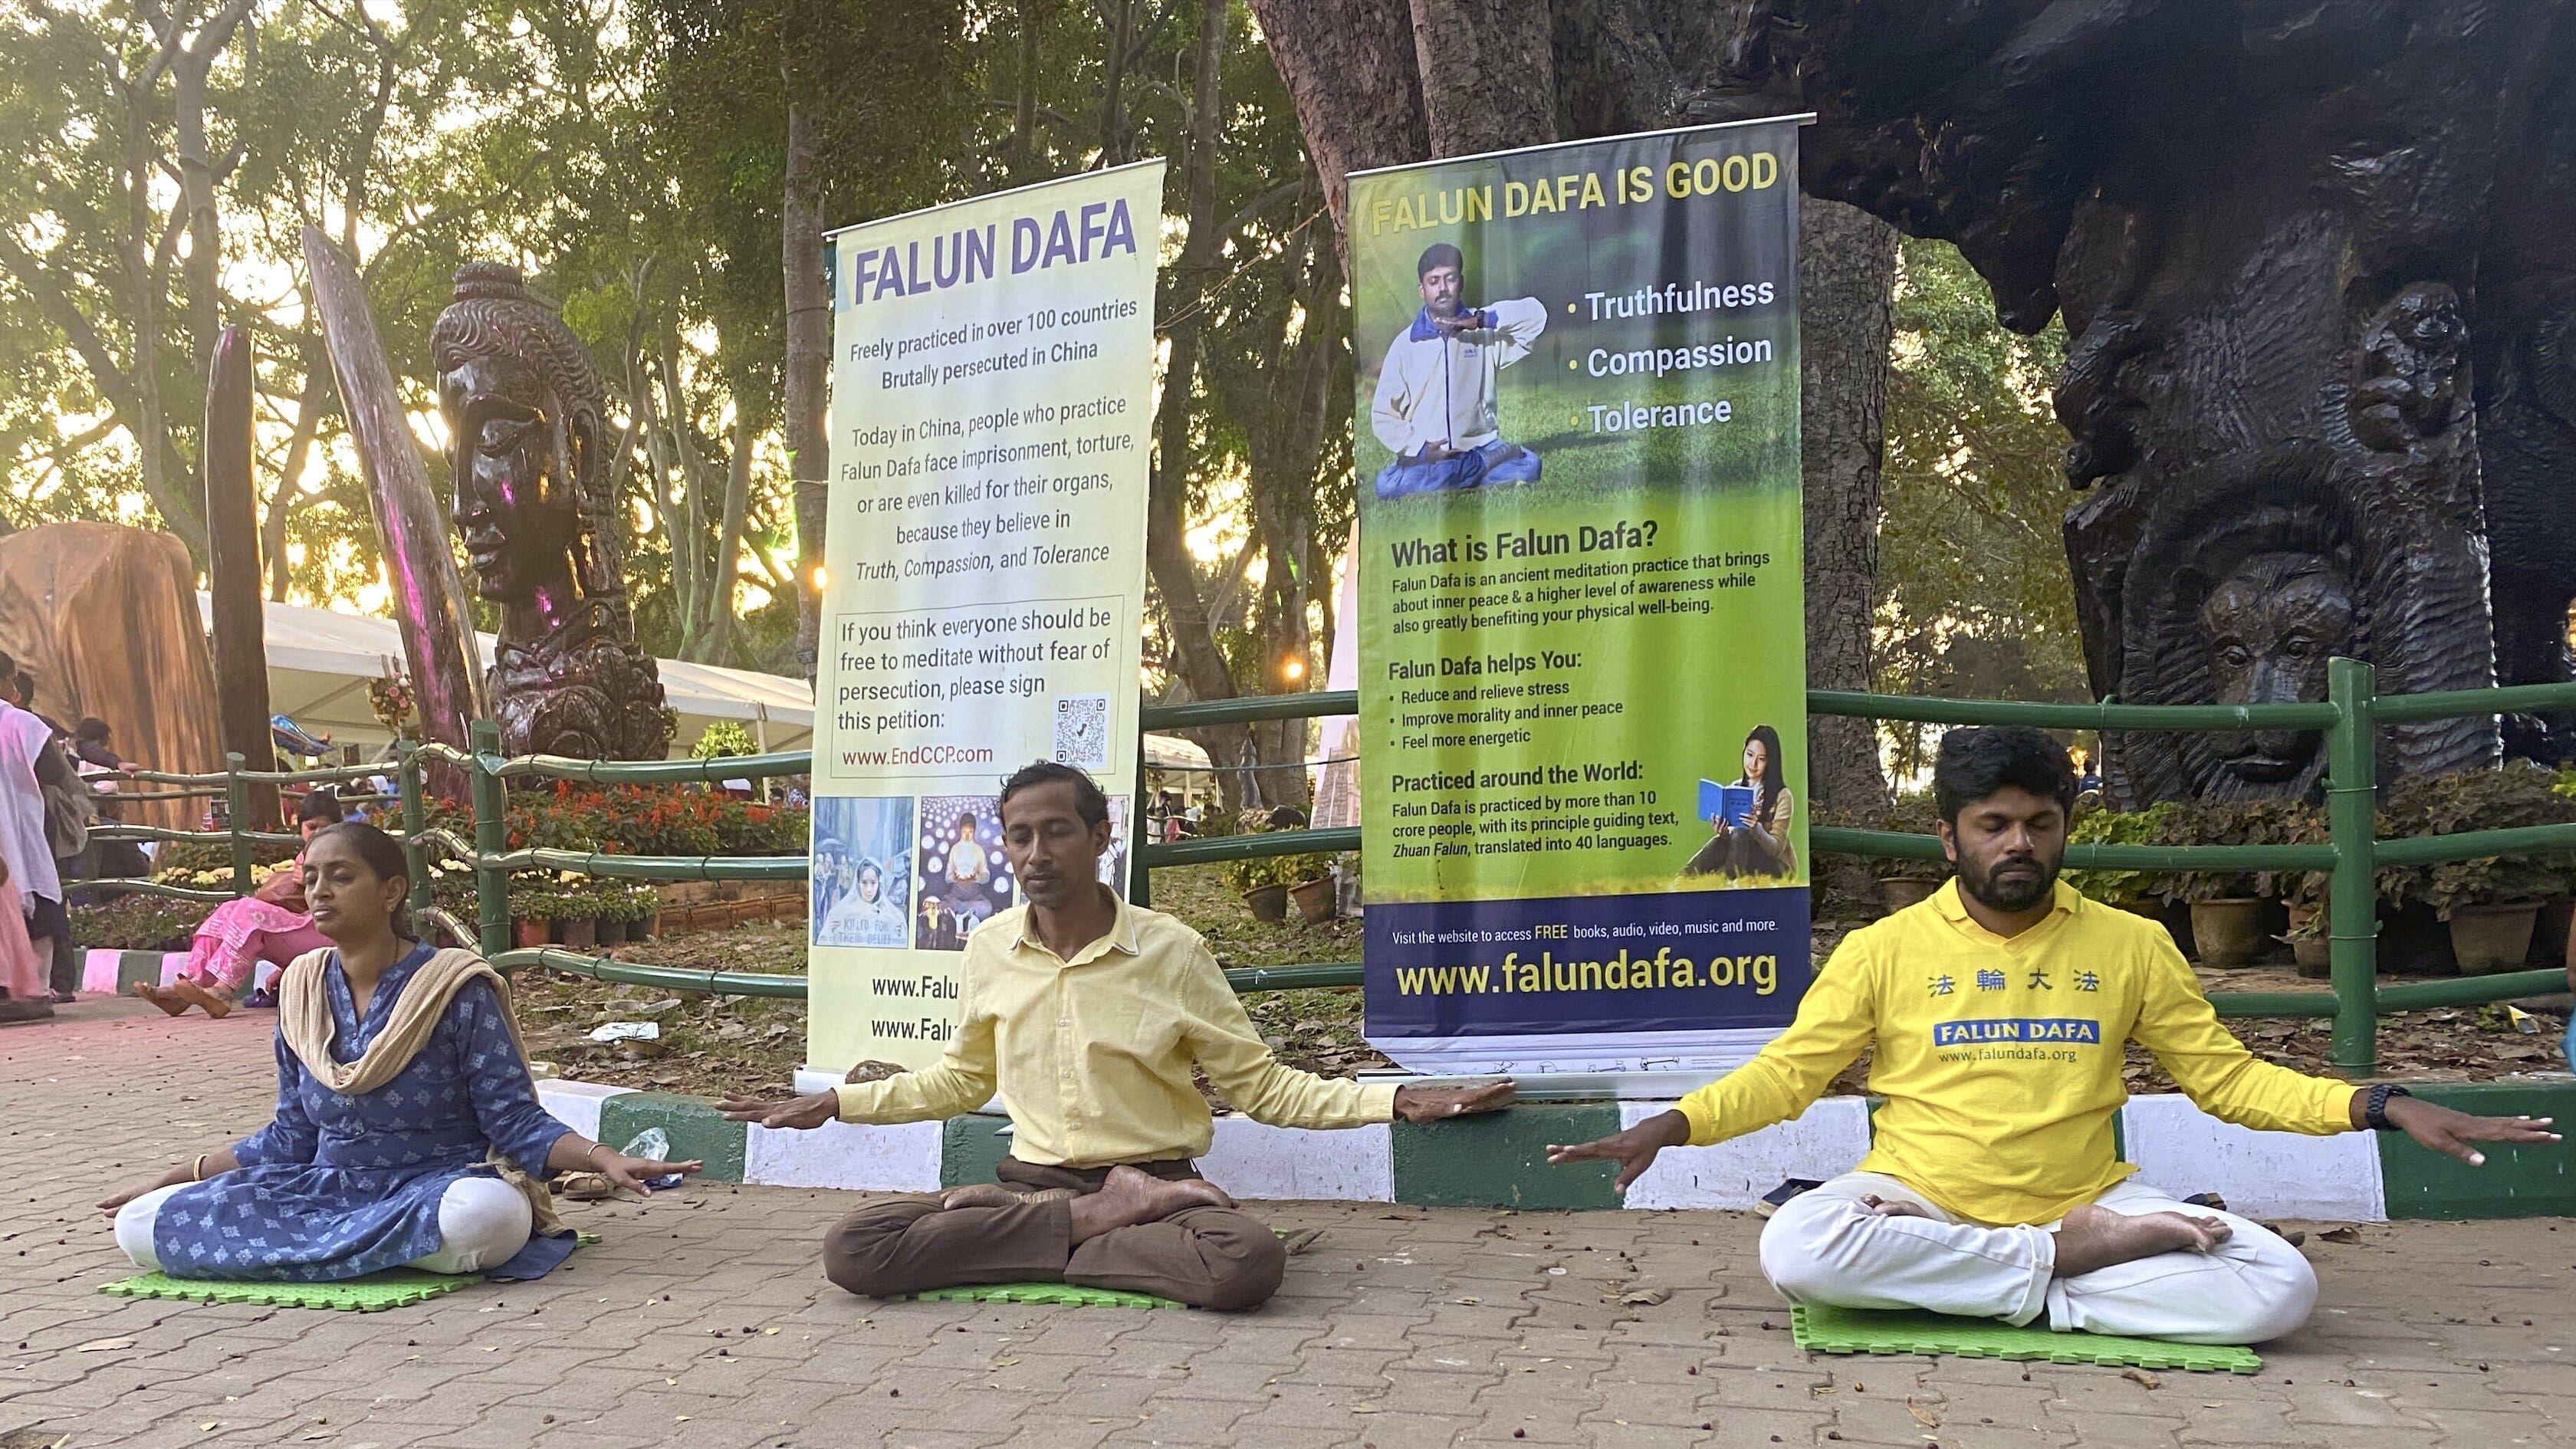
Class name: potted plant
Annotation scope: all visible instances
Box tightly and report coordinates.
[1872,793,1951,912]
[2062,802,2160,915]
[596,884,630,948]
[2149,800,2285,968]
[2384,763,2576,973]
[1217,808,1329,925]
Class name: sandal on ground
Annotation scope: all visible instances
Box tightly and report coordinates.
[556,1171,617,1202]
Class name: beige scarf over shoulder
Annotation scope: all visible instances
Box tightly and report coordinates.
[277,946,566,1238]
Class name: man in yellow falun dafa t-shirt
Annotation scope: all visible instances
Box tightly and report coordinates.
[1549,726,2558,1344]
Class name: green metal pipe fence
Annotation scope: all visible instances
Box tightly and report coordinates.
[64,657,2576,1076]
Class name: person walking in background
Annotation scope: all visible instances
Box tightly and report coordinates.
[0,653,69,1004]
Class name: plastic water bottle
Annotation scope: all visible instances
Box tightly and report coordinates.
[619,1126,686,1191]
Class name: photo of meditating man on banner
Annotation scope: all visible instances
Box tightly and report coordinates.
[1369,242,1548,499]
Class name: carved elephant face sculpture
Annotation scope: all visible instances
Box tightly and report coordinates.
[2195,552,2356,786]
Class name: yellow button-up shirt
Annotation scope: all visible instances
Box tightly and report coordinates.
[833,892,1399,1168]
[1677,879,2355,1225]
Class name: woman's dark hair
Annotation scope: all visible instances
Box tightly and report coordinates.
[1743,724,1787,829]
[1931,726,2078,824]
[307,821,413,938]
[997,760,1111,828]
[295,789,347,825]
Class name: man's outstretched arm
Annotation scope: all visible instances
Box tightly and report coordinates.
[1548,941,1878,1188]
[1181,945,1514,1126]
[2136,940,2557,1160]
[721,1001,997,1131]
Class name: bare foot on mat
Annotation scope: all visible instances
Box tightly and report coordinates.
[2053,1203,2232,1278]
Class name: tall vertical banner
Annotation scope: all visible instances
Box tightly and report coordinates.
[811,160,1163,1072]
[1353,119,1809,1076]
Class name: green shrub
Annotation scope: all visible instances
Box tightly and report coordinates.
[70,895,202,951]
[2379,761,2575,918]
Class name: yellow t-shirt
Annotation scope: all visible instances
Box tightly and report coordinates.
[1676,879,2355,1225]
[833,892,1398,1167]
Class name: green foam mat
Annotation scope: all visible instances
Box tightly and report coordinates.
[96,1233,601,1313]
[1789,1303,2262,1374]
[99,1268,475,1313]
[905,1282,1185,1309]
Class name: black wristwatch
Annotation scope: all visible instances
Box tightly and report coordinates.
[2364,1083,2413,1131]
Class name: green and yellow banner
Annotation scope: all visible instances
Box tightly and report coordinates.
[1352,120,1810,1075]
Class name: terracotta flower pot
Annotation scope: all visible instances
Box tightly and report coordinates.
[1243,884,1290,923]
[2447,902,2543,975]
[512,918,547,951]
[1878,877,1942,913]
[1289,876,1338,925]
[2188,898,2271,968]
[2285,904,2330,978]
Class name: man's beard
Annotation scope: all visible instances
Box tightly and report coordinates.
[1959,850,2060,913]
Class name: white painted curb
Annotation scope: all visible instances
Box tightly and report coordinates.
[1618,1097,1872,1211]
[2120,1092,2387,1221]
[748,1119,944,1192]
[536,1079,636,1142]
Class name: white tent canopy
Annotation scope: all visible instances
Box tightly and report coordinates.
[200,593,813,757]
[201,593,1216,774]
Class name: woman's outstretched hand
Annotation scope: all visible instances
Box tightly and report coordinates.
[99,1168,183,1218]
[595,1152,704,1198]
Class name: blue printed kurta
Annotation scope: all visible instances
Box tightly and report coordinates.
[152,943,573,1280]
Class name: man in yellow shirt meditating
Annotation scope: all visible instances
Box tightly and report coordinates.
[1548,726,2557,1344]
[724,762,1511,1310]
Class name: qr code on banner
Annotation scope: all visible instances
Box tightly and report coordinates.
[1053,693,1111,769]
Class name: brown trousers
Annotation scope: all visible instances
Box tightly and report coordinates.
[821,1157,1286,1311]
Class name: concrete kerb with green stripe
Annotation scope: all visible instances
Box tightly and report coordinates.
[534,1077,2574,1221]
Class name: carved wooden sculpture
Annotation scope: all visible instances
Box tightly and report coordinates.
[431,264,672,761]
[1250,0,2576,803]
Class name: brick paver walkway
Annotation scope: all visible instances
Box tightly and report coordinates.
[3,997,2570,1448]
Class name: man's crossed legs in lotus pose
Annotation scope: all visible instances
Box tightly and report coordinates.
[727,761,1512,1310]
[1549,726,2558,1344]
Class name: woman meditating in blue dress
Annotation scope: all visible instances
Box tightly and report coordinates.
[98,823,700,1280]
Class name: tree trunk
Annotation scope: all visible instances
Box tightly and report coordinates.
[264,339,334,601]
[781,94,830,680]
[1096,0,1135,165]
[705,409,754,666]
[1146,0,1257,810]
[1010,0,1046,182]
[1799,195,1898,821]
[203,327,277,826]
[1406,0,1557,156]
[1242,0,1428,248]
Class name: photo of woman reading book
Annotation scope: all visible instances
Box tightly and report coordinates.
[1683,724,1797,880]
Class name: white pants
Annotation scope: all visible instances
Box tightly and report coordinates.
[115,1175,534,1276]
[1757,1171,2318,1345]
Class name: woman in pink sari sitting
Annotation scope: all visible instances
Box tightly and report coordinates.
[137,792,344,1018]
